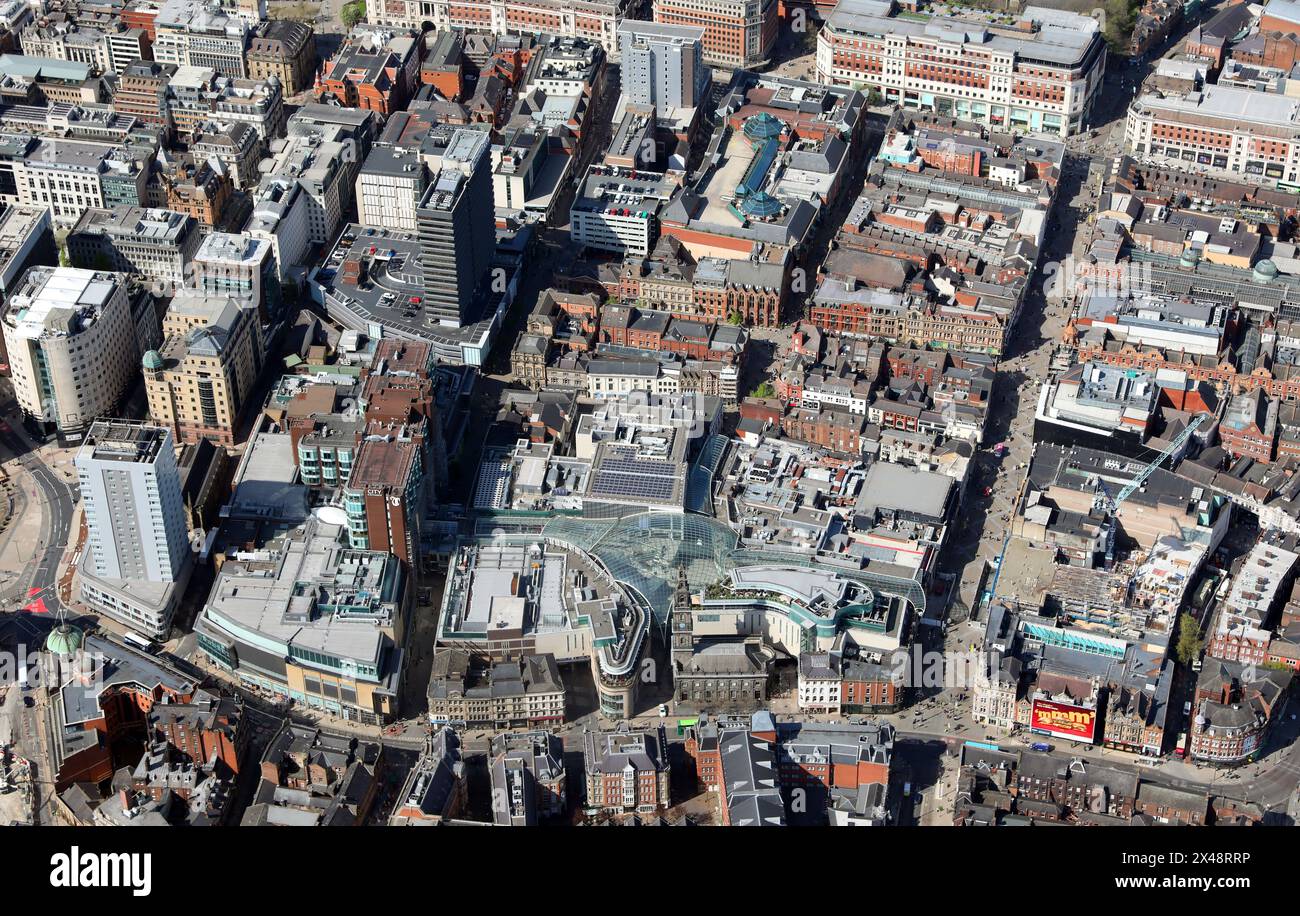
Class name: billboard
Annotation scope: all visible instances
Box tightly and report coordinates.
[1030,699,1097,743]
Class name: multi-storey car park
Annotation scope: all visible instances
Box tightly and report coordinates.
[14,0,1300,835]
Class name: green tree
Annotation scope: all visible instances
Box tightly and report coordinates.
[1102,0,1139,55]
[866,88,885,107]
[341,0,366,31]
[750,381,775,399]
[1174,612,1204,667]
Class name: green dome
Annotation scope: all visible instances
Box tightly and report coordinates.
[142,349,164,370]
[1254,259,1279,283]
[45,624,83,656]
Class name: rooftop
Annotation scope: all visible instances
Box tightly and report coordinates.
[80,420,170,466]
[199,518,403,673]
[2,266,120,339]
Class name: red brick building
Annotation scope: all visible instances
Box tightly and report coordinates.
[50,636,206,791]
[1219,389,1278,464]
[319,30,422,116]
[346,435,423,566]
[841,656,906,712]
[739,397,783,428]
[685,716,894,824]
[782,405,865,454]
[654,0,779,70]
[583,725,671,814]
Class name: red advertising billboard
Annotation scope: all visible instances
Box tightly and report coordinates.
[1030,699,1097,743]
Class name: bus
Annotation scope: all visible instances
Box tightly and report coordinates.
[121,630,158,654]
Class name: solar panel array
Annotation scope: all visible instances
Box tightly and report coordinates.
[589,456,679,502]
[474,459,511,509]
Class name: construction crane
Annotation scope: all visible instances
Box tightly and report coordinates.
[1091,414,1205,515]
[985,415,1207,610]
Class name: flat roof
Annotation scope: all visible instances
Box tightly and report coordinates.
[825,0,1100,67]
[201,521,396,668]
[1135,84,1300,128]
[4,267,119,339]
[25,138,111,172]
[617,20,706,42]
[349,436,418,489]
[195,231,269,265]
[857,461,953,520]
[80,420,170,465]
[360,144,424,179]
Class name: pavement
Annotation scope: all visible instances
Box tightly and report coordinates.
[1,4,1276,827]
[873,4,1300,819]
[932,48,1152,622]
[0,416,77,621]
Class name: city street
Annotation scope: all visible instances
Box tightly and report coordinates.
[0,419,76,620]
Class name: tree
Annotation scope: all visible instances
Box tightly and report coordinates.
[341,0,366,31]
[1175,612,1204,667]
[1102,0,1139,55]
[750,381,775,399]
[866,88,885,108]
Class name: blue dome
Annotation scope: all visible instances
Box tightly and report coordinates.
[743,113,784,141]
[741,191,782,218]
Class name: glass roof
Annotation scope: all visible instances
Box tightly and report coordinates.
[487,512,932,623]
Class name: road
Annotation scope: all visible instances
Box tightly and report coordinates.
[935,143,1093,619]
[894,712,1300,818]
[0,422,75,619]
[932,31,1161,622]
[892,3,1300,820]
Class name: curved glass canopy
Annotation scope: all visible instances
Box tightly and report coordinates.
[482,512,929,623]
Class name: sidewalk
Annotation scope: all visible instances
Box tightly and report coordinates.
[0,456,43,607]
[186,649,422,744]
